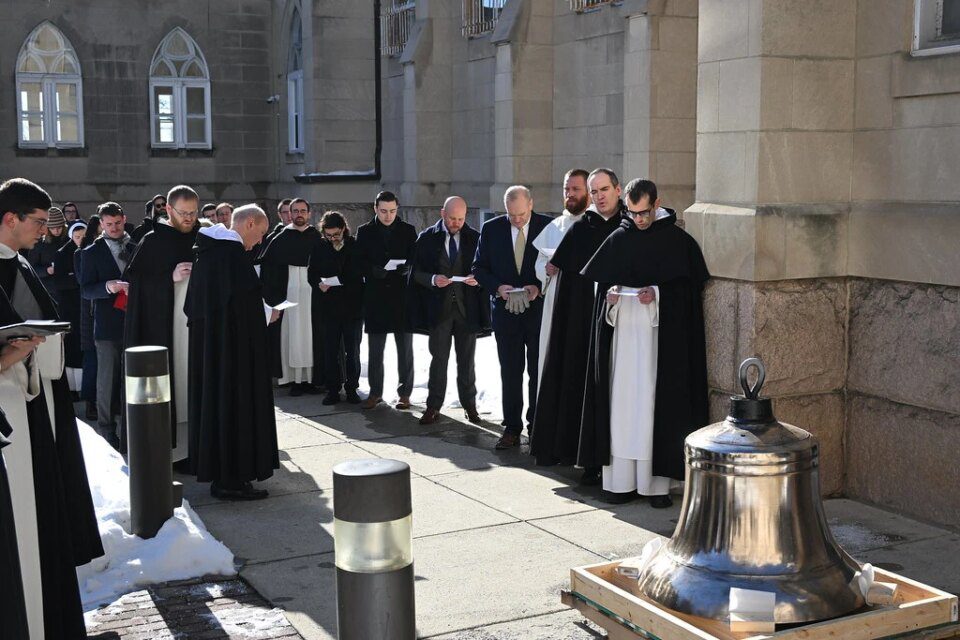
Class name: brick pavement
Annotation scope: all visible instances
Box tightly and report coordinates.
[85,576,303,639]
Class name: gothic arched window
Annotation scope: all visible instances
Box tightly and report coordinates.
[149,28,211,149]
[16,22,84,148]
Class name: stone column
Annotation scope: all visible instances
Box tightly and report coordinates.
[687,0,858,497]
[621,0,698,214]
[488,0,555,210]
[398,0,454,207]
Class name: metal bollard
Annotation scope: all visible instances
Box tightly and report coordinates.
[124,346,182,539]
[333,459,416,640]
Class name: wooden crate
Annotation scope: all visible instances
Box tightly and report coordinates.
[562,559,960,640]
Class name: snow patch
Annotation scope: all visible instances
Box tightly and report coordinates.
[75,420,236,610]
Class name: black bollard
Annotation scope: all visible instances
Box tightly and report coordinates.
[125,346,180,539]
[333,459,416,639]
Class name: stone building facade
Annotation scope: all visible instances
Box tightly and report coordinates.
[2,0,958,528]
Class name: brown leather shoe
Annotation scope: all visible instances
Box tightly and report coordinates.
[495,432,520,450]
[419,407,440,425]
[362,396,382,410]
[464,405,482,425]
[396,396,412,410]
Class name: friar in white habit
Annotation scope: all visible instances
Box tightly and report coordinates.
[0,177,102,639]
[578,179,710,507]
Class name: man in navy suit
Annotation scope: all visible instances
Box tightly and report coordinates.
[78,202,133,446]
[473,186,551,449]
[409,196,490,426]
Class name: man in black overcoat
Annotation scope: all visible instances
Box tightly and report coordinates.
[354,191,417,409]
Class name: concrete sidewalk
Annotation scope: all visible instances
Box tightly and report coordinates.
[176,395,960,639]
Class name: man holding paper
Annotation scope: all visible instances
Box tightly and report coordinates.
[472,185,551,449]
[578,179,710,506]
[355,191,417,409]
[185,205,279,500]
[409,196,489,425]
[307,211,364,405]
[0,177,102,638]
[78,201,134,446]
[259,197,324,396]
[123,184,200,461]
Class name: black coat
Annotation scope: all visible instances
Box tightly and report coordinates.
[307,236,364,322]
[354,217,417,334]
[78,237,127,341]
[407,219,490,336]
[24,235,67,300]
[530,206,627,463]
[185,233,279,484]
[472,212,552,332]
[123,223,199,443]
[73,249,96,352]
[52,241,83,367]
[0,256,103,638]
[577,212,710,478]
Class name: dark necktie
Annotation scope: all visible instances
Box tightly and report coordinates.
[448,233,458,266]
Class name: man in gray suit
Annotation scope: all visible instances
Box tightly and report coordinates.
[408,197,491,425]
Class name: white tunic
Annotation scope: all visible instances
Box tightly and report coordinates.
[603,286,676,496]
[171,277,190,461]
[278,265,314,385]
[533,210,583,392]
[0,357,45,640]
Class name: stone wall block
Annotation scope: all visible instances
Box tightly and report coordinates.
[846,393,960,528]
[737,280,847,396]
[760,0,856,58]
[854,55,894,130]
[791,59,855,131]
[848,279,960,415]
[757,131,853,204]
[703,278,739,392]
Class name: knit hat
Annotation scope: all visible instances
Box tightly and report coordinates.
[47,207,66,229]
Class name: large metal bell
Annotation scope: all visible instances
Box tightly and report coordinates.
[637,358,864,624]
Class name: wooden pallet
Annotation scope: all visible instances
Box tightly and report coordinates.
[562,559,960,640]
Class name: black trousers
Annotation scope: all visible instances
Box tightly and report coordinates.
[426,307,477,410]
[323,318,362,393]
[494,307,541,435]
[367,332,414,398]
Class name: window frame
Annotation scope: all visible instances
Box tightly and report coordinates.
[913,0,960,56]
[149,78,212,150]
[287,70,304,153]
[16,23,85,149]
[149,29,213,150]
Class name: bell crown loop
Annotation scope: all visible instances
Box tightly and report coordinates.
[729,357,775,424]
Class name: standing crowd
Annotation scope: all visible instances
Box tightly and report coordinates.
[0,166,709,638]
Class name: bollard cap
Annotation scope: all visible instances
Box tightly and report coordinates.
[125,345,170,377]
[333,459,411,523]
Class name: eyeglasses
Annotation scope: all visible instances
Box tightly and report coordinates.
[154,202,167,209]
[323,231,343,240]
[630,208,653,217]
[24,215,49,228]
[171,206,199,219]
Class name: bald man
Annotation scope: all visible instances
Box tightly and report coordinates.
[409,197,490,425]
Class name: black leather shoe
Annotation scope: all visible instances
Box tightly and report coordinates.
[345,390,361,404]
[649,495,673,509]
[211,482,269,501]
[322,393,341,406]
[600,490,637,505]
[289,383,303,397]
[495,433,520,450]
[580,467,602,486]
[302,383,322,395]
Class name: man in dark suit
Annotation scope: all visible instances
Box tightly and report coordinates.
[355,191,418,410]
[472,186,551,449]
[78,202,133,446]
[409,196,490,426]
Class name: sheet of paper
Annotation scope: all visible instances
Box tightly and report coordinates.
[614,286,641,297]
[321,276,342,287]
[384,259,406,271]
[540,248,556,258]
[272,300,298,311]
[506,287,527,294]
[449,276,470,282]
